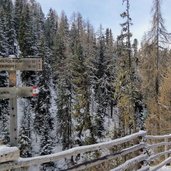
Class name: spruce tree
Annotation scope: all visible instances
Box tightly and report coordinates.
[18,101,32,157]
[40,119,55,171]
[90,26,115,138]
[0,0,16,143]
[53,12,73,150]
[44,8,58,50]
[34,37,55,169]
[69,13,95,145]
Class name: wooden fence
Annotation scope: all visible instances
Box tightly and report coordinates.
[0,131,171,171]
[147,134,171,171]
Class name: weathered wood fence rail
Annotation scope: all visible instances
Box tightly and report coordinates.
[147,134,171,171]
[0,131,171,171]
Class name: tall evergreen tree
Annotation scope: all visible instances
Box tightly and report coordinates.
[53,12,73,150]
[140,0,171,134]
[44,8,58,50]
[115,0,138,135]
[90,26,115,138]
[34,37,55,169]
[70,13,96,145]
[0,0,16,143]
[18,101,32,157]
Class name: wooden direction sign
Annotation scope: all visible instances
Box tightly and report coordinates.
[0,87,39,99]
[0,57,42,71]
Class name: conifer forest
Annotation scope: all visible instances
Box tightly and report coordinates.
[0,0,171,170]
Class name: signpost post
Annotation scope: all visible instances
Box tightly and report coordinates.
[0,57,42,147]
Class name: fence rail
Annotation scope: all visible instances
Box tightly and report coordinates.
[147,134,171,171]
[0,131,171,171]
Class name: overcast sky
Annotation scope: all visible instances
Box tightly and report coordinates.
[37,0,171,42]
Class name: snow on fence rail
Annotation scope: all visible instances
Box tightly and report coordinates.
[1,131,171,171]
[0,131,147,171]
[0,145,19,164]
[147,134,171,171]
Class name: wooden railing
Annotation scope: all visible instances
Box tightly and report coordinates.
[0,131,171,171]
[147,134,171,171]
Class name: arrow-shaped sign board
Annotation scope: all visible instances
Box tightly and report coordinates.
[0,87,39,99]
[0,57,42,71]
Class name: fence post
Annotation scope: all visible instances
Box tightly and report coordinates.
[139,131,150,170]
[165,137,169,165]
[165,137,168,160]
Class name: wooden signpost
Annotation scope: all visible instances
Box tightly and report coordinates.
[0,57,42,147]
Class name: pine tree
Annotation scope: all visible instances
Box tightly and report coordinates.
[115,0,137,135]
[70,13,96,145]
[90,26,115,138]
[53,12,73,150]
[140,0,171,134]
[14,0,26,40]
[34,37,55,170]
[18,3,35,57]
[34,38,54,136]
[0,52,8,142]
[105,28,116,118]
[44,8,58,50]
[18,101,32,157]
[40,119,55,171]
[0,0,17,56]
[0,0,16,143]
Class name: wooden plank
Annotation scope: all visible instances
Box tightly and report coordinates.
[110,154,148,171]
[65,143,145,171]
[0,87,34,99]
[0,57,42,71]
[147,141,171,149]
[0,145,19,163]
[149,149,171,162]
[147,134,171,140]
[150,156,171,171]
